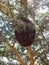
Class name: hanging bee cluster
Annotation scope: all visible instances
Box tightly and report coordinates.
[15,17,35,46]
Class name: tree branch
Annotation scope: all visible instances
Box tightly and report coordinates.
[4,39,26,65]
[28,46,34,65]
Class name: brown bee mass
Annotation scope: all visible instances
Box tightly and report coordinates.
[15,17,35,46]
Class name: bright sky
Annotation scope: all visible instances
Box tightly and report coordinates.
[37,6,48,13]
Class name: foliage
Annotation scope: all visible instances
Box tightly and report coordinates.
[0,0,49,65]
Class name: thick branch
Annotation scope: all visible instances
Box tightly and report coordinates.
[28,46,34,65]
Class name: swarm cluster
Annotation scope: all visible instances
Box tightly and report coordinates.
[15,17,35,46]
